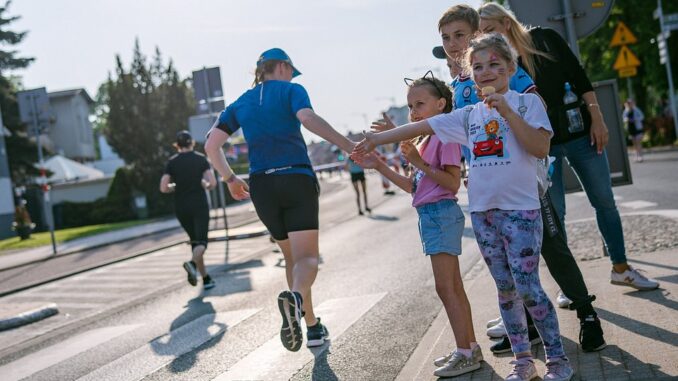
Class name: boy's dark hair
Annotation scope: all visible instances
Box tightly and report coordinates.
[438,4,479,32]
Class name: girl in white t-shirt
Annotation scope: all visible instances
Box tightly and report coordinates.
[353,33,572,380]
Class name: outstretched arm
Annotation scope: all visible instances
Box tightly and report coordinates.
[297,108,356,153]
[353,120,434,156]
[355,154,413,193]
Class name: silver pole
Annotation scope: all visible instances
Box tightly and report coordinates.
[626,77,634,101]
[658,0,678,138]
[561,0,581,60]
[30,95,57,255]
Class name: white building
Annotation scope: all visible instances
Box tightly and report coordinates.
[46,89,96,162]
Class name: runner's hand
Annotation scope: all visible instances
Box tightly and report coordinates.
[226,176,250,200]
[371,112,396,132]
[353,131,378,156]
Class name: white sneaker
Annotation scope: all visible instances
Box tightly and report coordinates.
[556,290,572,309]
[610,266,659,291]
[486,316,503,328]
[434,346,483,367]
[486,320,506,338]
[506,358,538,381]
[433,351,481,378]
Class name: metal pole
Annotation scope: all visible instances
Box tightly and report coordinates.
[201,67,229,254]
[658,0,678,139]
[626,77,634,101]
[561,0,581,60]
[30,95,57,255]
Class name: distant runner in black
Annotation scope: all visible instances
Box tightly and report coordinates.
[160,130,218,291]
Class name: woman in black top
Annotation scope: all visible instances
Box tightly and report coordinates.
[478,2,658,290]
[160,130,217,290]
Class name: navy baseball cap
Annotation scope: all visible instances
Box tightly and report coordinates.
[432,46,447,59]
[257,48,301,78]
[176,130,193,147]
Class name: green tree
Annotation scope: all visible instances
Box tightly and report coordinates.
[103,39,193,216]
[0,0,38,184]
[579,0,678,117]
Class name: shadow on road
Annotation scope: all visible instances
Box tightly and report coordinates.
[310,341,339,381]
[150,297,225,374]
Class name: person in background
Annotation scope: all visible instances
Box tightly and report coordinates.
[623,98,645,162]
[345,158,371,215]
[160,130,217,291]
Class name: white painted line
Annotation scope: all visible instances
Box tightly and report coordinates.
[214,292,387,381]
[76,309,258,381]
[566,209,678,225]
[619,200,658,210]
[0,324,141,381]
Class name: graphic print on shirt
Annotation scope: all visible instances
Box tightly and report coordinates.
[469,116,511,166]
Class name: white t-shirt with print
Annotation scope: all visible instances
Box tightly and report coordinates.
[427,90,552,213]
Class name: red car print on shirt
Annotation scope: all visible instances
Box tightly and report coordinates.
[473,136,504,158]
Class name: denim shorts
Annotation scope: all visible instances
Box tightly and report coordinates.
[416,199,465,256]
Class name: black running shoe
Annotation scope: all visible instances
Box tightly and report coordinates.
[306,317,329,347]
[183,261,198,286]
[580,315,607,352]
[491,325,542,354]
[203,276,216,290]
[277,290,303,352]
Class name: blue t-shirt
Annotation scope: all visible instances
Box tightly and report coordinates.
[216,80,314,177]
[450,66,536,109]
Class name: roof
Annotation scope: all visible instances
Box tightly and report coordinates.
[48,88,95,105]
[40,155,104,184]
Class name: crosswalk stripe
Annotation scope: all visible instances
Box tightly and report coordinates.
[213,292,387,381]
[76,308,259,381]
[0,324,141,381]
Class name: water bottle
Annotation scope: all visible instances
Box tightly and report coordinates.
[563,82,584,133]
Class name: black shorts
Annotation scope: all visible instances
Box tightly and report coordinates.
[249,173,319,240]
[175,204,209,249]
[350,172,365,183]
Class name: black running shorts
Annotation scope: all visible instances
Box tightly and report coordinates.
[249,173,319,240]
[350,172,365,183]
[175,204,209,250]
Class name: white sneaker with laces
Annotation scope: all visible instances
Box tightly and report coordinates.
[505,358,538,381]
[486,320,506,338]
[486,316,503,328]
[433,346,483,367]
[610,266,659,291]
[556,290,572,309]
[433,351,481,378]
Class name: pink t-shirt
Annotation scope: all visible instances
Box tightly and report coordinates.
[411,135,462,208]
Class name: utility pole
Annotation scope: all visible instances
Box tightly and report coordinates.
[657,0,678,139]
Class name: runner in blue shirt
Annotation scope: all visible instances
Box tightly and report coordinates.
[205,48,357,352]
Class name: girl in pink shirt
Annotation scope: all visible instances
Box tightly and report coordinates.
[362,72,482,378]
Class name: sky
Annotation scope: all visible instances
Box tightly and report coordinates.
[9,0,481,140]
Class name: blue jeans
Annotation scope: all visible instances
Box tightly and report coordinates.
[549,136,627,264]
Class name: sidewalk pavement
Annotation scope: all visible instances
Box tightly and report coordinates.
[0,200,261,272]
[401,247,678,380]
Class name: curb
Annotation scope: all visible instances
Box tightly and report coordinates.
[0,303,59,332]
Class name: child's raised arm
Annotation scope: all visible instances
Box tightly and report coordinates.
[353,120,434,156]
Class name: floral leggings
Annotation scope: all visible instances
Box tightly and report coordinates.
[471,209,565,359]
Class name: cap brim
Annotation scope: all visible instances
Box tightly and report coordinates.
[432,46,447,59]
[292,65,301,78]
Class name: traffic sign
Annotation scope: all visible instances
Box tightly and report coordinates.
[664,13,678,31]
[618,67,637,78]
[613,45,641,70]
[610,21,638,47]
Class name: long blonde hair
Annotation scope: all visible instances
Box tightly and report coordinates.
[478,2,552,80]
